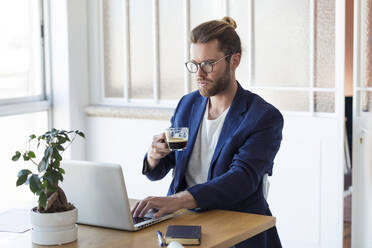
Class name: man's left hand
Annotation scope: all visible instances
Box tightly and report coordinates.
[131,191,197,219]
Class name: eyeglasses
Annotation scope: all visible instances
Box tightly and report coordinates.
[185,54,232,74]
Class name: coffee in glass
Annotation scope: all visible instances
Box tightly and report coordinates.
[165,127,188,151]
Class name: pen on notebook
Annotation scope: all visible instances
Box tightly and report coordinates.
[156,230,165,247]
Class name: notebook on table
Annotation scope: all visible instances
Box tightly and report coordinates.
[165,225,201,245]
[60,160,174,231]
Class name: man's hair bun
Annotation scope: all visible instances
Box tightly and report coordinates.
[190,16,241,56]
[221,16,237,29]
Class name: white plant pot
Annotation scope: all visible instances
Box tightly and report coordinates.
[30,207,78,245]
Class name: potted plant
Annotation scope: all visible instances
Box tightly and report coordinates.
[11,128,85,245]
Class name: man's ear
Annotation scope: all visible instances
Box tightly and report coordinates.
[230,53,241,71]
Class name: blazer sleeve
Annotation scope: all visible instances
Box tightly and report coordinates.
[142,152,175,181]
[187,107,284,210]
[142,96,186,180]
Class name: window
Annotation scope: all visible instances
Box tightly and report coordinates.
[357,0,372,113]
[91,0,337,115]
[251,0,336,113]
[0,0,46,102]
[0,0,50,210]
[97,0,188,107]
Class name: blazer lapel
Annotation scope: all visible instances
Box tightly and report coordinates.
[187,96,208,156]
[208,84,248,178]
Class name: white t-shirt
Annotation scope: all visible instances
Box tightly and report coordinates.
[185,102,230,187]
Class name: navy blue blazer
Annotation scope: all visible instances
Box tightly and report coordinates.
[144,83,283,247]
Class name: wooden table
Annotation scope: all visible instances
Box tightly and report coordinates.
[2,201,275,248]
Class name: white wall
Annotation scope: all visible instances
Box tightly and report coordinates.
[49,0,89,160]
[269,115,343,247]
[86,116,173,199]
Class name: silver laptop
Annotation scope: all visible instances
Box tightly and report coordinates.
[60,160,174,231]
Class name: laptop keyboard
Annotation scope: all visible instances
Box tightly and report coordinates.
[132,216,152,224]
[132,208,159,225]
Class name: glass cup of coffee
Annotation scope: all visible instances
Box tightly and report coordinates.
[165,127,188,151]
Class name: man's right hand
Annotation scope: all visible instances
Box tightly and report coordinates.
[146,132,171,170]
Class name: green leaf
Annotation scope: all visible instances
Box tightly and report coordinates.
[60,133,71,142]
[51,170,63,182]
[76,131,85,138]
[58,172,63,182]
[45,175,53,185]
[47,184,57,193]
[45,170,64,184]
[41,180,47,190]
[28,151,36,158]
[45,172,57,185]
[57,167,65,174]
[29,134,36,141]
[57,136,67,144]
[39,191,47,208]
[29,174,41,193]
[52,148,62,161]
[38,158,48,172]
[12,151,21,161]
[17,169,32,186]
[23,153,30,161]
[16,175,27,186]
[43,147,53,161]
[17,169,32,178]
[56,144,65,151]
[16,174,29,186]
[52,160,60,169]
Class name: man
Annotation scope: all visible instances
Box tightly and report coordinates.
[132,17,283,247]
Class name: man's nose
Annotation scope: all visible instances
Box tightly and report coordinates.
[196,66,207,77]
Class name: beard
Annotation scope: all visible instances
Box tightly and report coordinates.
[197,65,231,97]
